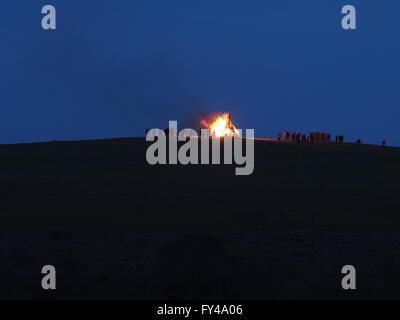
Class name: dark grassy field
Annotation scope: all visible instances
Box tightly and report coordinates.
[0,138,399,299]
[1,138,399,232]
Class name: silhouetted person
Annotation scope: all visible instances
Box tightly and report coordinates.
[356,138,361,144]
[277,132,281,141]
[382,140,386,147]
[339,135,344,144]
[335,135,338,143]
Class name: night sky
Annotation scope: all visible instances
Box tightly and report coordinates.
[1,0,399,145]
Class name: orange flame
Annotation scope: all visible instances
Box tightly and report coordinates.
[201,113,240,137]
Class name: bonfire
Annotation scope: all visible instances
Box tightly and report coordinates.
[201,113,240,137]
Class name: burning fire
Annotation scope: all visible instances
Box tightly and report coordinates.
[201,113,240,137]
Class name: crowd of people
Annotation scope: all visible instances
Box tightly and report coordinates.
[277,130,344,144]
[278,130,387,146]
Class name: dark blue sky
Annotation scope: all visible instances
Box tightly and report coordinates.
[1,1,399,145]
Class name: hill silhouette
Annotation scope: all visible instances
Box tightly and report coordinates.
[0,138,399,299]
